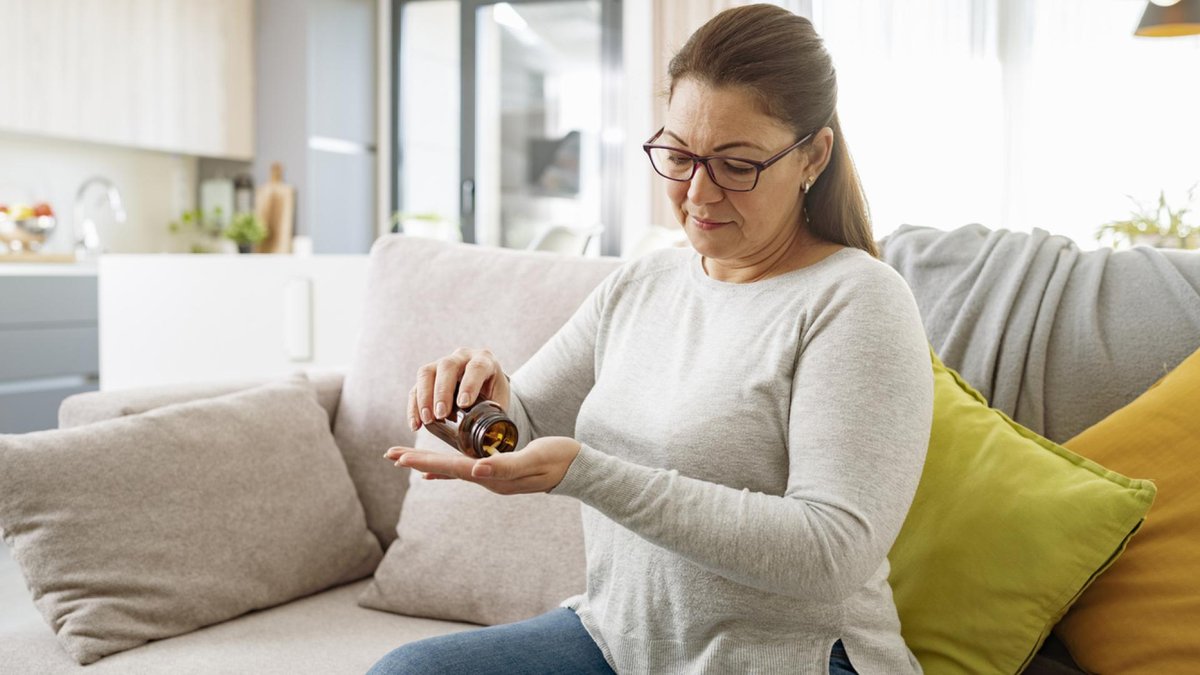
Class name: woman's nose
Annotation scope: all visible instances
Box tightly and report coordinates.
[687,163,725,204]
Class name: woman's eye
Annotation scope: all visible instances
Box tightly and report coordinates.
[667,154,692,166]
[717,160,756,175]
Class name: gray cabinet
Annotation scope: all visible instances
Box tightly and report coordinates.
[0,275,99,434]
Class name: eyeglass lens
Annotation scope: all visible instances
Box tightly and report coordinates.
[647,147,758,190]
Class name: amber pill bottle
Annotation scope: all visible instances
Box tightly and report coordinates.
[424,382,519,459]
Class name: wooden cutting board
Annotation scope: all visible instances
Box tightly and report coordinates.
[0,252,77,263]
[255,162,296,254]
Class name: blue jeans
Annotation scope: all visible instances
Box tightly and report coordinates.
[367,608,858,674]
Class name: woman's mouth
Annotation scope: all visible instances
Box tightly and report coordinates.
[690,216,731,231]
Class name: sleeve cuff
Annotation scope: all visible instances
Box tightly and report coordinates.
[549,442,658,512]
[505,384,534,452]
[549,442,605,498]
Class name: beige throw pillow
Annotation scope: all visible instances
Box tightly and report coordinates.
[0,377,383,665]
[358,429,586,625]
[57,370,345,429]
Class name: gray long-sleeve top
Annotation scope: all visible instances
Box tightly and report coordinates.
[507,245,934,674]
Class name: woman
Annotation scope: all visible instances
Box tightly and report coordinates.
[370,4,932,674]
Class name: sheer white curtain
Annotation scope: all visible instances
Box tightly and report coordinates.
[804,0,1005,241]
[647,0,1200,247]
[781,0,1200,247]
[1002,0,1200,247]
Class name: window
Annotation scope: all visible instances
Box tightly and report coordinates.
[801,0,1200,248]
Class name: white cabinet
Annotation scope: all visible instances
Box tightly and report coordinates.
[97,254,368,391]
[0,0,254,160]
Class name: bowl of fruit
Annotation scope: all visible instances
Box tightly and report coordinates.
[0,202,56,253]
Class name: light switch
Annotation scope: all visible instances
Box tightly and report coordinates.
[284,278,313,361]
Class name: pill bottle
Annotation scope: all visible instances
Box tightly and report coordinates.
[424,382,518,459]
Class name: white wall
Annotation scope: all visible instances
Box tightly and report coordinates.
[0,131,197,254]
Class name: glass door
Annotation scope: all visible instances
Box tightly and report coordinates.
[395,0,622,255]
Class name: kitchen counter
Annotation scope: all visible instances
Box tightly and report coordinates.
[98,253,368,390]
[0,261,98,276]
[0,252,98,275]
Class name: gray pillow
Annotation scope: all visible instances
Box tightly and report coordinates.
[358,429,585,625]
[0,376,383,665]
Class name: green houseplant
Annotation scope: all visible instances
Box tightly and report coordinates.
[1096,184,1199,250]
[223,212,267,254]
[390,211,462,242]
[167,207,226,253]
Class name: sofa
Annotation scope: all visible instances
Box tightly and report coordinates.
[2,226,1197,674]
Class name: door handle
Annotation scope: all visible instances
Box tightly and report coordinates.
[461,178,475,216]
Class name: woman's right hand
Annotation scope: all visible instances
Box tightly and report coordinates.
[409,347,511,431]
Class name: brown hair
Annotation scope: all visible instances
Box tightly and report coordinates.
[667,4,877,257]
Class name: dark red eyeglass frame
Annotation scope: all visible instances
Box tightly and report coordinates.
[642,126,817,192]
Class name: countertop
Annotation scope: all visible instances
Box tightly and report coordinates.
[0,261,98,276]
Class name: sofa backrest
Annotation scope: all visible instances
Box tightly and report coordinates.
[333,235,623,548]
[882,223,1200,443]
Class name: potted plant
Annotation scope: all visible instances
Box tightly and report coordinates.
[223,212,267,253]
[391,211,462,242]
[167,207,226,253]
[1096,184,1199,250]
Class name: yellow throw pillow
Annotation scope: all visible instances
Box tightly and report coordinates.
[887,348,1157,674]
[1054,346,1200,672]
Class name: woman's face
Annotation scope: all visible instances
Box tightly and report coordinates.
[663,78,822,278]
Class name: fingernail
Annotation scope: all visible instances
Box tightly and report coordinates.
[435,402,447,418]
[457,392,470,407]
[410,418,419,431]
[473,464,494,478]
[420,408,432,424]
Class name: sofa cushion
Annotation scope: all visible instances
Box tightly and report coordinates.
[1054,345,1200,672]
[886,349,1157,674]
[0,573,474,675]
[358,429,586,625]
[0,377,383,665]
[332,236,621,548]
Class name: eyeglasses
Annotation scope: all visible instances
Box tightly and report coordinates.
[642,126,816,192]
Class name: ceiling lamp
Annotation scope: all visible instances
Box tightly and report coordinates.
[1135,0,1200,37]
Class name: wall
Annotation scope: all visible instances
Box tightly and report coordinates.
[0,131,197,255]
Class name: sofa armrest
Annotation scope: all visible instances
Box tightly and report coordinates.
[58,370,346,430]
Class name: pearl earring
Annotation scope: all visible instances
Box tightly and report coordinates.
[803,177,814,194]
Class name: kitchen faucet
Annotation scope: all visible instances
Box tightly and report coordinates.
[73,176,127,259]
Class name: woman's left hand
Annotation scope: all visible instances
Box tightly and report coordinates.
[383,436,582,495]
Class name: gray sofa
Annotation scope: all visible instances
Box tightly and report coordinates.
[2,228,1195,673]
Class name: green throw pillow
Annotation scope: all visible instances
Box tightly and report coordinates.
[887,348,1157,674]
